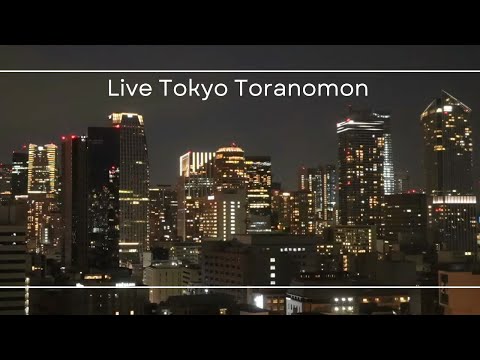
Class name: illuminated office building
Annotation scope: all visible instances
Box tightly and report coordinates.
[298,166,321,193]
[383,114,394,195]
[298,165,338,229]
[245,156,271,233]
[149,185,178,245]
[321,165,338,226]
[0,163,12,205]
[298,166,322,226]
[26,144,59,254]
[177,151,215,241]
[214,144,247,191]
[291,190,315,236]
[11,151,28,197]
[334,225,376,271]
[420,91,476,251]
[110,113,150,269]
[87,127,120,270]
[337,108,386,231]
[61,135,88,271]
[27,144,58,194]
[271,189,293,233]
[200,189,247,241]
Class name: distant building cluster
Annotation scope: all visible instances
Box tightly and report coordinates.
[0,91,479,315]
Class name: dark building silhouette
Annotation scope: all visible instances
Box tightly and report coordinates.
[61,135,88,271]
[11,151,28,197]
[87,127,120,270]
[384,193,428,253]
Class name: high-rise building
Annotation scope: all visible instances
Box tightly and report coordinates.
[214,143,247,191]
[337,108,386,231]
[321,165,338,226]
[0,204,28,315]
[298,166,322,227]
[394,169,411,194]
[149,185,178,245]
[384,194,428,252]
[298,165,338,230]
[11,151,28,197]
[0,163,12,205]
[420,91,476,252]
[110,113,150,269]
[298,166,321,193]
[26,144,59,254]
[61,135,88,271]
[27,144,58,194]
[271,190,293,233]
[245,156,272,233]
[87,127,120,270]
[177,151,215,241]
[200,189,247,241]
[291,190,315,235]
[383,115,395,195]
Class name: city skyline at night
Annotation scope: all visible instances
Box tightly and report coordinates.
[3,45,480,315]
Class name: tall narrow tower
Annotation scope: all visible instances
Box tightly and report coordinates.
[110,113,150,269]
[420,91,476,252]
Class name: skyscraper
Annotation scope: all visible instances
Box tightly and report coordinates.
[61,135,88,271]
[214,144,247,191]
[0,163,12,205]
[383,114,395,195]
[291,190,315,235]
[27,144,58,194]
[177,151,215,241]
[110,113,150,269]
[298,165,338,229]
[420,91,476,252]
[271,190,293,233]
[26,144,59,254]
[245,156,272,233]
[337,108,386,231]
[11,151,28,197]
[298,166,322,227]
[321,164,338,226]
[394,169,411,194]
[87,127,120,270]
[149,185,178,245]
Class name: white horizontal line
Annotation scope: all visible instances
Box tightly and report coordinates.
[4,285,480,289]
[0,70,479,73]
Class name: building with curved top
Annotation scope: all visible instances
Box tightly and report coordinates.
[214,143,247,191]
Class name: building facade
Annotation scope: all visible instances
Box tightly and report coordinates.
[420,91,476,252]
[110,113,150,269]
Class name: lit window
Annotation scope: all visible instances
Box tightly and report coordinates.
[270,265,275,270]
[270,273,275,278]
[270,258,275,263]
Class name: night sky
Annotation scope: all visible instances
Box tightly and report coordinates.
[1,45,480,190]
